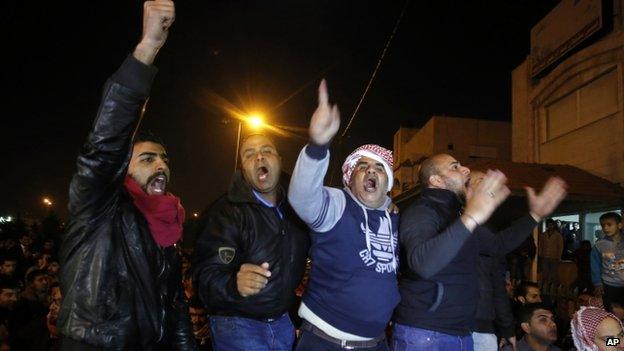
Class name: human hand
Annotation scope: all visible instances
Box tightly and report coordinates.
[309,80,340,145]
[236,262,271,297]
[133,0,175,65]
[526,177,567,222]
[462,170,510,230]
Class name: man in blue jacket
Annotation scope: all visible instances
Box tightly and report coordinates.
[392,155,566,351]
[289,80,398,350]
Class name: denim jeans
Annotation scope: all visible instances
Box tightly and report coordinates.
[471,332,497,351]
[391,324,473,351]
[296,329,389,351]
[209,314,295,351]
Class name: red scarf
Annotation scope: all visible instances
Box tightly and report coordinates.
[124,175,185,247]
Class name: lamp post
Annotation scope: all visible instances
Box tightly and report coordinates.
[233,114,265,172]
[233,121,242,173]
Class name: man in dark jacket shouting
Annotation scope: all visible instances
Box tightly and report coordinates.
[192,133,310,351]
[392,154,567,351]
[58,2,197,350]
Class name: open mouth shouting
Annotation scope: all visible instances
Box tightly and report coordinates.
[364,175,378,193]
[257,166,270,182]
[146,172,168,195]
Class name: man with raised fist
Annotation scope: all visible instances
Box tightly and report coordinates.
[58,1,197,350]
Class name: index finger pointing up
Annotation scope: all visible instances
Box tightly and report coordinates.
[318,79,328,106]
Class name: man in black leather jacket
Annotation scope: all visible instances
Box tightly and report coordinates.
[193,134,309,351]
[58,2,197,350]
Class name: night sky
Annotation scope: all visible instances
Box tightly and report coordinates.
[4,0,560,219]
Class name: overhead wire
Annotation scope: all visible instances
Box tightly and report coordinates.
[340,0,410,138]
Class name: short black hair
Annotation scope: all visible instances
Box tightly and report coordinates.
[0,278,18,291]
[545,218,555,225]
[599,212,621,223]
[518,302,552,324]
[134,130,166,149]
[514,281,540,298]
[418,156,440,189]
[25,269,47,284]
[0,254,18,265]
[240,133,275,147]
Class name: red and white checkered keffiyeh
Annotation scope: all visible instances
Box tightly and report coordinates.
[341,144,393,192]
[571,306,624,351]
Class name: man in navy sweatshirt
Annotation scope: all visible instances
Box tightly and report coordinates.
[392,155,567,351]
[289,80,398,350]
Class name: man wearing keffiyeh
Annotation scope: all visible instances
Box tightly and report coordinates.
[572,306,624,351]
[289,80,400,350]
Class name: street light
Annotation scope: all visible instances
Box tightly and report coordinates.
[248,115,264,128]
[43,197,53,207]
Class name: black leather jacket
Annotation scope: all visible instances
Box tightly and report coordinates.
[192,172,309,319]
[58,55,197,351]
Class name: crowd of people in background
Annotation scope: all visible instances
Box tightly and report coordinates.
[0,233,61,350]
[2,210,622,351]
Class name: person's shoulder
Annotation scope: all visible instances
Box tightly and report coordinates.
[404,197,438,215]
[201,193,242,220]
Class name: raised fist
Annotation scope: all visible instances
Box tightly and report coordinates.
[133,0,175,65]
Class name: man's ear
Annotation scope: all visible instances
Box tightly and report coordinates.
[429,174,442,188]
[520,322,531,334]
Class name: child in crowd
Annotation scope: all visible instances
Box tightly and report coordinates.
[591,212,624,313]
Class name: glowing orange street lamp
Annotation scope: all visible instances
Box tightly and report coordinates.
[43,197,53,207]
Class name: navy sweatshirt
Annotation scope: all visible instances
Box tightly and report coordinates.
[288,144,400,338]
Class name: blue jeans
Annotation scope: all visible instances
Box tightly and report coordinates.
[471,332,497,351]
[209,314,295,351]
[391,324,473,351]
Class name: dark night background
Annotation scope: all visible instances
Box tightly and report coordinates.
[4,0,560,220]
